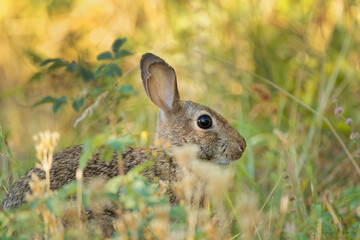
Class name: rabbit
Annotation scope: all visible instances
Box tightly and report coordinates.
[2,53,246,231]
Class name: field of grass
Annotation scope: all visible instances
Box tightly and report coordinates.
[1,0,360,239]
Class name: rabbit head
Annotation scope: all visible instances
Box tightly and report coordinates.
[140,53,246,165]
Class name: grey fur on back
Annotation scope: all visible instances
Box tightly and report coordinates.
[2,145,178,210]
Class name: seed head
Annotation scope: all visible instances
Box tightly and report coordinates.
[334,107,343,115]
[345,118,353,126]
[76,168,83,181]
[280,195,289,214]
[350,132,359,140]
[332,95,338,103]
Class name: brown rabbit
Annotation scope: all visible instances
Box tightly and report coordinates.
[2,53,246,218]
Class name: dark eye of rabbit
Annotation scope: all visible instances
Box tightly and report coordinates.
[197,115,212,129]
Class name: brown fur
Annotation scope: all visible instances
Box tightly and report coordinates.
[2,53,246,232]
[2,145,179,209]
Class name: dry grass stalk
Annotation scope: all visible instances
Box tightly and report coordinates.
[236,192,262,240]
[76,168,83,220]
[74,91,108,127]
[324,196,343,236]
[173,145,234,239]
[33,131,60,191]
[114,211,142,239]
[27,131,61,238]
[149,206,170,239]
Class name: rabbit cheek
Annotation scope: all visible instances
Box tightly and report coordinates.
[196,131,219,161]
[198,145,214,160]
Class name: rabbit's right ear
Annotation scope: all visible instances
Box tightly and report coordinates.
[140,53,180,114]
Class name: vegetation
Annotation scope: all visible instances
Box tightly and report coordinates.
[1,0,360,239]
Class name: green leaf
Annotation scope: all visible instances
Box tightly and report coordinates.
[28,72,44,82]
[104,176,123,194]
[88,87,103,96]
[32,95,67,114]
[296,233,308,240]
[41,58,68,71]
[48,62,68,71]
[114,50,133,59]
[170,205,187,222]
[95,63,123,78]
[134,180,151,197]
[129,160,154,175]
[67,60,77,72]
[310,204,322,220]
[45,198,64,216]
[107,134,134,151]
[52,95,67,114]
[57,182,77,199]
[100,145,115,162]
[79,135,106,169]
[79,67,95,82]
[32,96,59,107]
[45,198,55,213]
[28,200,40,210]
[103,63,122,77]
[40,58,62,66]
[25,50,43,64]
[111,38,127,53]
[79,140,95,170]
[97,51,113,61]
[118,85,138,96]
[94,64,107,76]
[0,212,11,229]
[72,97,86,112]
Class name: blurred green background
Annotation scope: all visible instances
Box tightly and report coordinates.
[1,0,360,238]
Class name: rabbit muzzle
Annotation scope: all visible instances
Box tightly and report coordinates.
[215,134,246,165]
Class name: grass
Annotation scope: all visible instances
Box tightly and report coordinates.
[1,0,360,239]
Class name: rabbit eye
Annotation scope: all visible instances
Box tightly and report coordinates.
[197,115,212,129]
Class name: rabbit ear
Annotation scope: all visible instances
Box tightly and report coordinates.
[140,53,180,113]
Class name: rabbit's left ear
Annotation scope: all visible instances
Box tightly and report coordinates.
[140,53,181,113]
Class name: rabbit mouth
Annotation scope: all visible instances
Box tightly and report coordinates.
[216,158,232,166]
[216,152,243,165]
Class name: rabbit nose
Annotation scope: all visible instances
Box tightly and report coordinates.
[236,145,244,159]
[239,136,246,152]
[235,135,246,159]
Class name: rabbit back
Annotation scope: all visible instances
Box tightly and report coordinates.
[2,145,177,209]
